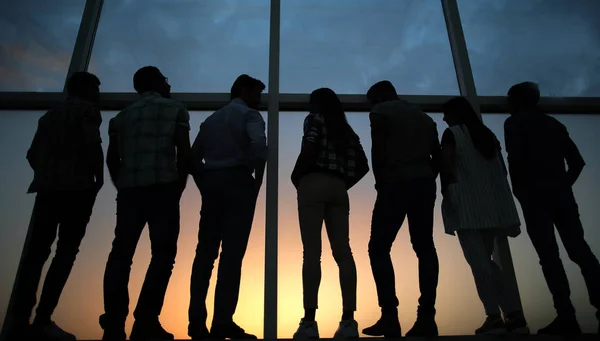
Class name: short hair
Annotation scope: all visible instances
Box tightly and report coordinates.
[66,71,100,97]
[133,66,164,94]
[230,74,266,99]
[367,80,397,102]
[507,81,540,108]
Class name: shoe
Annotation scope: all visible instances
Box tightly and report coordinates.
[362,317,401,337]
[334,320,359,338]
[537,316,582,335]
[130,319,174,340]
[210,321,257,339]
[4,322,32,341]
[293,319,319,339]
[505,311,530,334]
[405,317,438,337]
[30,321,76,341]
[189,323,210,340]
[99,315,126,341]
[475,315,506,335]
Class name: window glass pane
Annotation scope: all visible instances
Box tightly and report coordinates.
[0,1,85,91]
[459,0,600,96]
[482,113,600,333]
[0,110,267,339]
[89,0,270,93]
[280,0,458,95]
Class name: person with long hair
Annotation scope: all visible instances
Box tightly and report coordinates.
[291,88,369,339]
[440,96,528,335]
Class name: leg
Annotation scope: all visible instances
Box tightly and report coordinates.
[134,184,181,321]
[553,188,600,320]
[102,189,147,326]
[212,174,257,325]
[189,183,224,329]
[406,178,439,318]
[457,230,502,317]
[12,192,60,326]
[323,188,356,314]
[368,184,407,310]
[35,190,97,322]
[521,199,575,318]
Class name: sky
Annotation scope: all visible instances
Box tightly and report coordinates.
[0,0,599,339]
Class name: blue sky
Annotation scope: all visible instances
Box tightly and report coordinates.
[0,0,599,339]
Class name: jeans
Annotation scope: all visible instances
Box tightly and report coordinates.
[12,190,96,325]
[368,177,439,318]
[519,186,600,320]
[102,182,181,325]
[189,167,257,326]
[297,172,357,311]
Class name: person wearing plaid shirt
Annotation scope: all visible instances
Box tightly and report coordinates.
[291,88,368,340]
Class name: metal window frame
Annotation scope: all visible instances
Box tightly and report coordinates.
[2,0,600,339]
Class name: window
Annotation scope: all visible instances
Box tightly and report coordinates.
[459,0,600,96]
[89,0,270,93]
[280,0,459,95]
[0,111,267,339]
[482,113,600,332]
[0,1,85,91]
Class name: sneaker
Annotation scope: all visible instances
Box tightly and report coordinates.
[293,319,319,339]
[333,320,358,339]
[405,317,438,337]
[475,315,506,335]
[30,321,76,341]
[130,319,174,340]
[189,323,210,340]
[362,317,401,338]
[99,315,126,341]
[210,321,257,339]
[537,316,582,335]
[505,311,530,334]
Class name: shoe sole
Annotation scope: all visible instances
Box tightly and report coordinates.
[508,326,530,334]
[478,327,507,335]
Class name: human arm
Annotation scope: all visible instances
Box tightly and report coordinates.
[291,114,320,189]
[175,107,192,193]
[369,112,386,187]
[504,118,526,198]
[430,123,442,179]
[191,122,205,188]
[26,113,49,171]
[247,110,268,192]
[82,106,104,192]
[106,119,121,188]
[562,126,585,186]
[440,129,457,194]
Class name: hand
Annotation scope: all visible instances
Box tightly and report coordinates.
[94,179,104,193]
[254,179,263,195]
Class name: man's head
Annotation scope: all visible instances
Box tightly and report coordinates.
[367,80,398,106]
[66,72,101,104]
[507,81,540,115]
[230,74,265,110]
[133,66,171,98]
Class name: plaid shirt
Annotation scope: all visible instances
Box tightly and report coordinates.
[27,97,102,193]
[303,112,362,180]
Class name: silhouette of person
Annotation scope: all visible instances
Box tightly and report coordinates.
[290,88,368,339]
[362,80,440,337]
[99,66,191,341]
[188,74,267,340]
[440,97,528,335]
[505,81,600,336]
[6,71,103,341]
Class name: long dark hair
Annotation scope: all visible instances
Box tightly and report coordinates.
[443,97,498,159]
[309,88,356,149]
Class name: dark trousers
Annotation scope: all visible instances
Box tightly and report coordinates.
[12,189,96,325]
[189,167,257,327]
[368,177,439,318]
[102,182,181,325]
[519,186,600,320]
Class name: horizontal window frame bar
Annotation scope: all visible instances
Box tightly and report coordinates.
[1,92,600,114]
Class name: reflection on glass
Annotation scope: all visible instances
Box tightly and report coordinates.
[459,0,600,96]
[89,0,270,93]
[280,0,458,95]
[0,1,84,91]
[0,111,266,340]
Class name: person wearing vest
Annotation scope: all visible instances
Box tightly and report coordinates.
[100,66,191,341]
[290,88,369,339]
[505,82,600,336]
[362,81,441,337]
[440,97,528,335]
